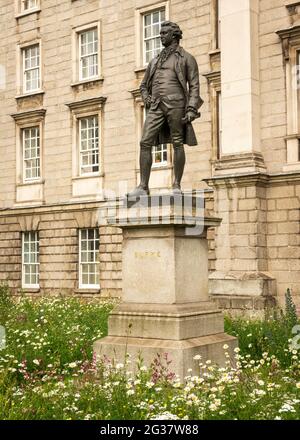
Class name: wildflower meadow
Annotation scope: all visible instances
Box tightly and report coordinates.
[0,284,299,420]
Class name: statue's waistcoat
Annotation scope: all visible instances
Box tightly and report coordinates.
[151,54,185,106]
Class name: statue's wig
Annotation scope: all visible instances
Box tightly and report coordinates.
[161,21,183,42]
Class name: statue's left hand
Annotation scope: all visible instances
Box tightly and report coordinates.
[182,110,198,124]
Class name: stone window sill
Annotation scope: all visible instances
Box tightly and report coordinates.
[17,179,45,187]
[21,288,40,294]
[134,66,146,79]
[15,90,45,101]
[72,173,104,181]
[208,49,221,56]
[135,66,147,73]
[74,288,101,295]
[137,165,172,172]
[71,78,104,89]
[16,8,41,19]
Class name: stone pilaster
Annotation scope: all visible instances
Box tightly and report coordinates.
[204,174,277,313]
[217,0,264,173]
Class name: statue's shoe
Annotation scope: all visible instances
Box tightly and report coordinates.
[171,184,182,195]
[126,186,150,198]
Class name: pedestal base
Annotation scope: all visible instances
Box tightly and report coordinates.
[94,195,237,380]
[94,302,237,379]
[94,333,237,380]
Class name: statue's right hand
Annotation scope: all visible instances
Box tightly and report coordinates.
[145,95,152,108]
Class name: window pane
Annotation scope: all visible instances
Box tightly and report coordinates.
[22,231,39,287]
[143,9,165,64]
[152,12,159,23]
[80,28,98,80]
[23,45,40,92]
[23,0,37,11]
[80,116,99,174]
[82,272,89,286]
[23,126,40,181]
[144,27,151,39]
[79,229,99,287]
[144,14,151,26]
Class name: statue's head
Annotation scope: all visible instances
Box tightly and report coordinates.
[160,21,183,47]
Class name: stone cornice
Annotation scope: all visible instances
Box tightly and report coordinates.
[10,108,46,123]
[65,97,107,112]
[276,24,300,40]
[204,169,300,188]
[129,87,141,98]
[0,200,116,218]
[0,190,214,218]
[204,172,270,189]
[202,70,221,88]
[213,152,266,173]
[276,24,300,60]
[269,170,300,184]
[129,87,143,103]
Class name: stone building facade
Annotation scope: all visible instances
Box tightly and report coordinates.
[0,0,300,311]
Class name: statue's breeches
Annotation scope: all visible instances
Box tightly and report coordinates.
[140,103,185,149]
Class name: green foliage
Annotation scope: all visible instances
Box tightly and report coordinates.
[285,288,298,327]
[224,289,300,367]
[0,294,114,376]
[0,288,299,420]
[0,284,14,325]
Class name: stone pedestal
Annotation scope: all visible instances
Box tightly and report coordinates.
[94,194,237,379]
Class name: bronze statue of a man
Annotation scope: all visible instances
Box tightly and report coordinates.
[127,21,203,198]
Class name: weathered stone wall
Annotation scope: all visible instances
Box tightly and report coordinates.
[0,202,124,298]
[0,192,215,298]
[0,0,213,208]
[267,179,300,305]
[0,1,300,312]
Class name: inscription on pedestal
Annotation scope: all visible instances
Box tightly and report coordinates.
[135,251,161,259]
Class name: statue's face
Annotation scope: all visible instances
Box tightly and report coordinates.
[160,26,175,47]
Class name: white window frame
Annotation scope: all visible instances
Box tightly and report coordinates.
[22,231,39,289]
[79,228,100,289]
[135,1,169,69]
[142,8,166,65]
[22,126,41,182]
[15,0,40,17]
[72,22,102,84]
[17,40,42,96]
[21,0,38,11]
[78,115,100,176]
[217,90,222,159]
[79,28,99,81]
[11,109,45,186]
[66,98,106,181]
[23,44,40,93]
[278,35,300,170]
[73,112,103,178]
[152,144,168,168]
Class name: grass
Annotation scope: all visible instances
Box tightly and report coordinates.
[0,284,299,420]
